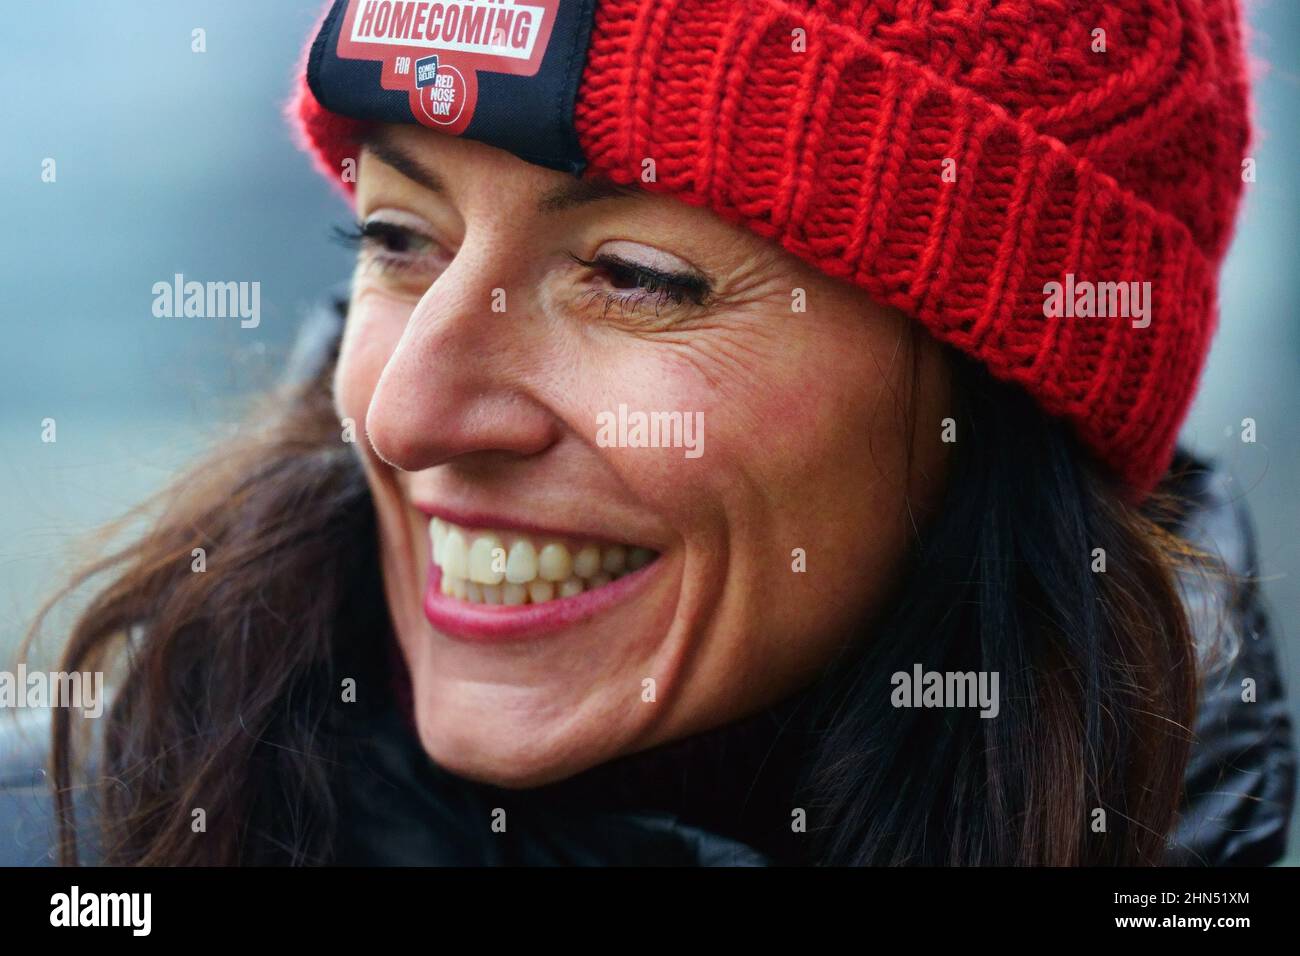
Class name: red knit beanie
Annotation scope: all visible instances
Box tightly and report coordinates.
[290,0,1252,496]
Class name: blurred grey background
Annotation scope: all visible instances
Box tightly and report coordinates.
[1,1,1296,859]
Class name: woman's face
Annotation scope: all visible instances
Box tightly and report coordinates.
[336,124,950,787]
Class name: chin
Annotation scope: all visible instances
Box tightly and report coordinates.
[408,684,635,789]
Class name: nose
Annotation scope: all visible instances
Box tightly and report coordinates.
[363,238,559,472]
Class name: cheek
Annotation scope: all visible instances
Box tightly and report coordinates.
[574,329,906,602]
[571,349,734,532]
[606,325,897,522]
[763,349,918,592]
[658,314,923,610]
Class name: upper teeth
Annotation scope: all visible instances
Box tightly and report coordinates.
[430,517,655,605]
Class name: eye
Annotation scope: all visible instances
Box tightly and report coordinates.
[568,246,711,320]
[332,215,451,282]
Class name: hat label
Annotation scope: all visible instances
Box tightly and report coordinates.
[349,0,547,59]
[335,0,560,136]
[307,0,594,174]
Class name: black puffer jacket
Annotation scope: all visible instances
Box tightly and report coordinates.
[0,301,1294,866]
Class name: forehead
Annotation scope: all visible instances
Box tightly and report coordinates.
[360,124,638,212]
[356,124,731,254]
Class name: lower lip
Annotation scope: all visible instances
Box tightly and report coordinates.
[422,559,662,643]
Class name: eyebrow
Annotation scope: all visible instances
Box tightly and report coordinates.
[360,132,642,214]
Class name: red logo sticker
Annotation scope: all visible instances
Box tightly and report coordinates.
[335,0,560,136]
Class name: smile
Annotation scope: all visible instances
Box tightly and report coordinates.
[422,514,664,642]
[429,517,657,604]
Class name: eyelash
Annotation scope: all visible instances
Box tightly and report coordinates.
[332,220,436,275]
[566,252,710,317]
[331,221,712,314]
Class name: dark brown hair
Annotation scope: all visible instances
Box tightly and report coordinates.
[802,354,1201,865]
[23,323,1201,866]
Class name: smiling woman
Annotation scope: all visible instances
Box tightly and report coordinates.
[14,0,1295,868]
[332,122,950,788]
